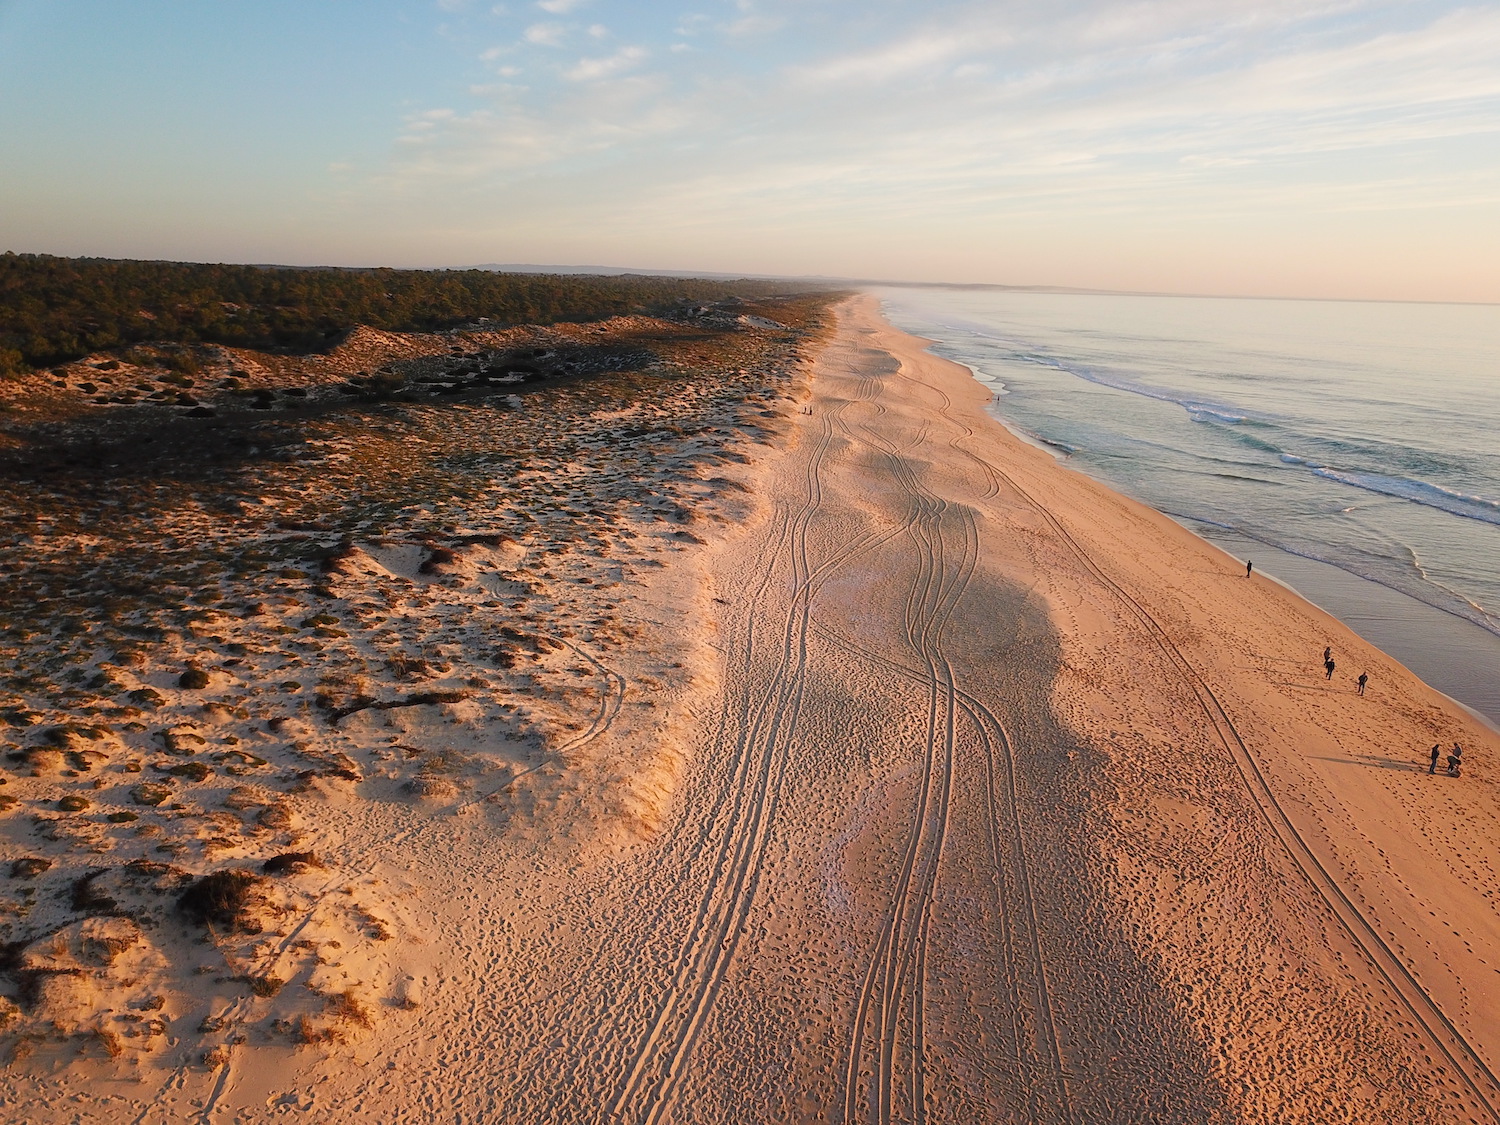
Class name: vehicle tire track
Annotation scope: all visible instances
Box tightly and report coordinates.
[606,385,907,1124]
[832,343,1072,1125]
[958,433,1500,1123]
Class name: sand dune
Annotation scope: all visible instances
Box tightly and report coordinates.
[3,295,1498,1123]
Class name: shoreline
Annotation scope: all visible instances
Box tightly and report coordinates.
[1179,518,1500,732]
[875,291,1500,729]
[852,296,1500,1117]
[947,342,1500,730]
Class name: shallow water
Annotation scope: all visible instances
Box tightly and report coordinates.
[877,287,1500,725]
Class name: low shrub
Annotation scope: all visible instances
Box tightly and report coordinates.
[177,868,267,933]
[178,668,211,690]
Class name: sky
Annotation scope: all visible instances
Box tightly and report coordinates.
[1,0,1498,301]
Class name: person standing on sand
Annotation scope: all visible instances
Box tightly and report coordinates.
[1323,646,1332,664]
[1325,658,1336,680]
[1430,744,1441,774]
[1246,560,1253,577]
[1357,672,1368,696]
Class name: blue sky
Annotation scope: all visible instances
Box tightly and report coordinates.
[2,0,1497,300]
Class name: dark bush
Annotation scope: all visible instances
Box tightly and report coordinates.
[261,851,323,876]
[167,761,211,782]
[177,869,267,932]
[71,869,118,913]
[178,668,211,689]
[0,251,813,376]
[130,781,172,806]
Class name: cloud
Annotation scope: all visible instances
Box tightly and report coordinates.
[789,33,986,86]
[564,46,647,82]
[386,72,698,190]
[536,0,584,12]
[726,14,785,37]
[524,22,568,46]
[383,0,1500,260]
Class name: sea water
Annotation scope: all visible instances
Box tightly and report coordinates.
[877,288,1500,725]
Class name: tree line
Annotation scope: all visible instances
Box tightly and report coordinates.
[0,253,810,378]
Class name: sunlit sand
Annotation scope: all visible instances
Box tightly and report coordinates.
[2,296,1497,1123]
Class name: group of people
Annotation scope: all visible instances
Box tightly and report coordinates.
[1430,742,1465,777]
[1318,644,1468,779]
[1321,646,1368,696]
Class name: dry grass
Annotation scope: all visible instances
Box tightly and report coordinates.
[241,974,284,998]
[0,295,835,1064]
[91,1025,123,1058]
[176,869,268,933]
[327,989,373,1030]
[260,851,323,876]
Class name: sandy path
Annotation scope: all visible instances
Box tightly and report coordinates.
[7,296,1499,1123]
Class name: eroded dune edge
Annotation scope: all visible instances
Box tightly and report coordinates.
[2,294,1498,1124]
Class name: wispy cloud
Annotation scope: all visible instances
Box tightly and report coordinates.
[367,0,1500,293]
[523,22,568,47]
[789,33,994,86]
[389,70,698,189]
[563,45,647,82]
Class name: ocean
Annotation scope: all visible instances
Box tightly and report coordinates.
[876,287,1500,726]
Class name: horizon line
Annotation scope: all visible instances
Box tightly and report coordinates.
[5,249,1496,309]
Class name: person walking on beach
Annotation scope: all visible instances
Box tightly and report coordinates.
[1325,657,1336,680]
[1430,744,1441,774]
[1323,646,1332,664]
[1357,672,1368,696]
[1246,559,1253,577]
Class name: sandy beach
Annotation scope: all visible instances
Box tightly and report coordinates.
[3,294,1499,1123]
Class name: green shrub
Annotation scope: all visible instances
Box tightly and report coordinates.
[0,251,817,370]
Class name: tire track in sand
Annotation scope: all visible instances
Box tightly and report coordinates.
[836,450,964,1125]
[833,346,1071,1123]
[897,347,1500,1122]
[607,380,907,1124]
[815,613,1072,1122]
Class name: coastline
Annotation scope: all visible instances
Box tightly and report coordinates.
[849,296,1500,1118]
[3,294,1498,1121]
[876,289,1500,729]
[1174,518,1500,732]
